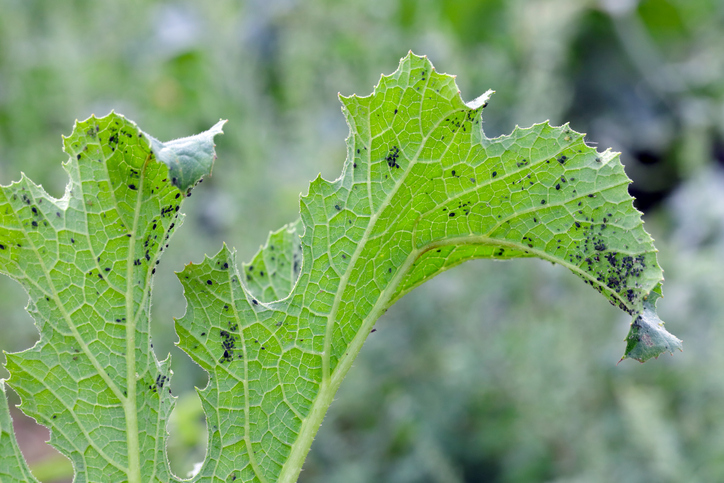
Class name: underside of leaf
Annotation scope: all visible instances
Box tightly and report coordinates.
[0,113,224,483]
[0,53,680,483]
[175,53,680,483]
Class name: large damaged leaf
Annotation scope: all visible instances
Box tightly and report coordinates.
[175,53,680,483]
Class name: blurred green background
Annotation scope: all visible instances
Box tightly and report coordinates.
[1,0,723,481]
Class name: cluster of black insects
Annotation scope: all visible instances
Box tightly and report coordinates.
[148,374,168,394]
[385,145,401,168]
[567,212,649,313]
[425,143,649,314]
[219,327,240,363]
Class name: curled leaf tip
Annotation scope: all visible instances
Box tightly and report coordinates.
[143,120,226,191]
[621,292,682,363]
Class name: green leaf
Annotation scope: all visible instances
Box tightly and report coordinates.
[0,53,680,483]
[175,53,680,483]
[622,287,683,363]
[0,113,224,482]
[0,381,37,482]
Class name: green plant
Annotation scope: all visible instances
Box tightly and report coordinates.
[0,53,680,483]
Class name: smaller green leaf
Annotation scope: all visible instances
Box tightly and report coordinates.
[0,112,224,483]
[622,289,683,363]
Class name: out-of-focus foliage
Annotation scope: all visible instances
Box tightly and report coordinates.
[0,0,721,482]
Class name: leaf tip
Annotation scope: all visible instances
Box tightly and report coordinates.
[146,120,226,192]
[209,119,228,137]
[466,89,494,109]
[621,292,682,363]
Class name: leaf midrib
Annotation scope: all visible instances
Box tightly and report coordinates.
[280,92,468,482]
[123,151,154,483]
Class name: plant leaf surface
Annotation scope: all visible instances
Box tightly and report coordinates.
[0,113,224,482]
[176,53,680,483]
[0,381,37,482]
